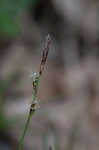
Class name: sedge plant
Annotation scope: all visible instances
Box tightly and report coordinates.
[18,34,51,150]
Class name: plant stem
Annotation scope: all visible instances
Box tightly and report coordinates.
[18,76,40,150]
[18,34,51,150]
[18,113,32,150]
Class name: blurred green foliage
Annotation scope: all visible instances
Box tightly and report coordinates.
[0,113,9,130]
[0,0,38,36]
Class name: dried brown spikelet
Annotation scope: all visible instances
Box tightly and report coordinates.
[39,34,51,76]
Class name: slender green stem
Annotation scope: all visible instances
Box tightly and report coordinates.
[18,113,32,150]
[18,34,50,150]
[18,75,40,150]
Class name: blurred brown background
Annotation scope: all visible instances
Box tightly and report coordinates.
[0,0,99,150]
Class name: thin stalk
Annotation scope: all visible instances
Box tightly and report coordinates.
[18,75,40,150]
[18,113,32,150]
[18,34,51,150]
